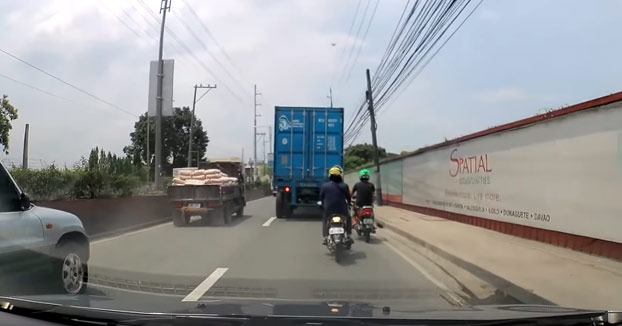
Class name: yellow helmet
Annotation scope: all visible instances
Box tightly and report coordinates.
[329,165,343,177]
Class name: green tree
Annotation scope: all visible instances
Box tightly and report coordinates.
[344,143,387,171]
[123,107,209,175]
[0,95,19,154]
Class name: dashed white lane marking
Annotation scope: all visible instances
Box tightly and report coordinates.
[92,222,172,245]
[262,216,277,227]
[182,268,229,302]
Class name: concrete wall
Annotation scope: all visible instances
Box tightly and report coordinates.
[345,94,622,259]
[37,196,170,237]
[36,187,271,237]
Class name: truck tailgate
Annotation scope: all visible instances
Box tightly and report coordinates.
[167,185,222,201]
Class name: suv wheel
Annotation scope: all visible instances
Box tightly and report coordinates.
[54,242,88,294]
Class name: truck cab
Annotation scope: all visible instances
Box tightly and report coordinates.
[273,106,344,218]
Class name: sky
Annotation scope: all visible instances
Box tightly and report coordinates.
[0,0,620,168]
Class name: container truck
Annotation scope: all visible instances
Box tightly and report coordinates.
[273,106,344,218]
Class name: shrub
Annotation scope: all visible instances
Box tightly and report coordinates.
[8,147,151,201]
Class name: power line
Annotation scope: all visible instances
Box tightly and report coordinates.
[0,73,73,102]
[0,47,137,117]
[112,0,157,41]
[330,0,362,87]
[129,0,161,35]
[338,0,372,84]
[170,9,248,93]
[179,0,251,85]
[96,0,151,44]
[0,73,115,115]
[376,0,483,114]
[344,0,480,145]
[135,0,247,102]
[344,0,380,83]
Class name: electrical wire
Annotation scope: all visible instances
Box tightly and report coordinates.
[0,48,137,117]
[344,0,480,144]
[96,0,152,44]
[179,0,251,85]
[338,0,372,84]
[344,0,380,83]
[113,0,157,41]
[135,0,248,102]
[0,73,73,102]
[171,9,248,93]
[330,0,362,87]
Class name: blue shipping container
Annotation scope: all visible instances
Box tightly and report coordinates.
[273,106,344,217]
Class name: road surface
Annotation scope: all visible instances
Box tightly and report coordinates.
[2,197,467,312]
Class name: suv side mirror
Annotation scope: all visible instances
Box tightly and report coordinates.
[20,193,31,210]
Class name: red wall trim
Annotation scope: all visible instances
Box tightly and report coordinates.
[386,201,622,261]
[382,194,403,203]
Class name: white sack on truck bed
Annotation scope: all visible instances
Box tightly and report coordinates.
[191,174,207,180]
[184,179,205,185]
[171,168,239,186]
[191,169,206,177]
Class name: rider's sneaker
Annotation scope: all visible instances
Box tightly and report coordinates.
[322,238,328,245]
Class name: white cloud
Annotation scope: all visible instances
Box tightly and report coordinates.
[473,88,528,103]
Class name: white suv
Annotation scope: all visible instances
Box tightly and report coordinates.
[0,162,89,294]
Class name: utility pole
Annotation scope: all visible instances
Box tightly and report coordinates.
[328,87,333,108]
[253,84,262,181]
[257,132,266,177]
[268,125,273,184]
[268,125,272,163]
[365,68,383,206]
[146,115,150,181]
[187,83,217,167]
[22,124,29,169]
[154,0,170,189]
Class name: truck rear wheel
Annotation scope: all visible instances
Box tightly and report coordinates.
[276,193,292,219]
[173,210,187,227]
[276,193,284,218]
[224,205,232,224]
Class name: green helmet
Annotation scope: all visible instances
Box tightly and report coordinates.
[359,169,371,180]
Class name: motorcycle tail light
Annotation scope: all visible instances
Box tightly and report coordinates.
[284,186,291,193]
[362,210,373,216]
[331,216,342,223]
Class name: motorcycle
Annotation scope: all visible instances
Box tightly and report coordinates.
[318,201,352,262]
[354,205,375,243]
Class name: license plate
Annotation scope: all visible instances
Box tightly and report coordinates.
[188,203,200,208]
[329,227,345,235]
[363,218,374,225]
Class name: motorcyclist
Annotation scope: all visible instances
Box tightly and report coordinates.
[319,165,352,244]
[351,169,376,229]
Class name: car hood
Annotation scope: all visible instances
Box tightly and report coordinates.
[30,205,86,233]
[1,295,608,321]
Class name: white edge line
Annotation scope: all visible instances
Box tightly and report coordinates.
[182,268,229,302]
[262,216,277,227]
[383,241,449,291]
[92,222,172,245]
